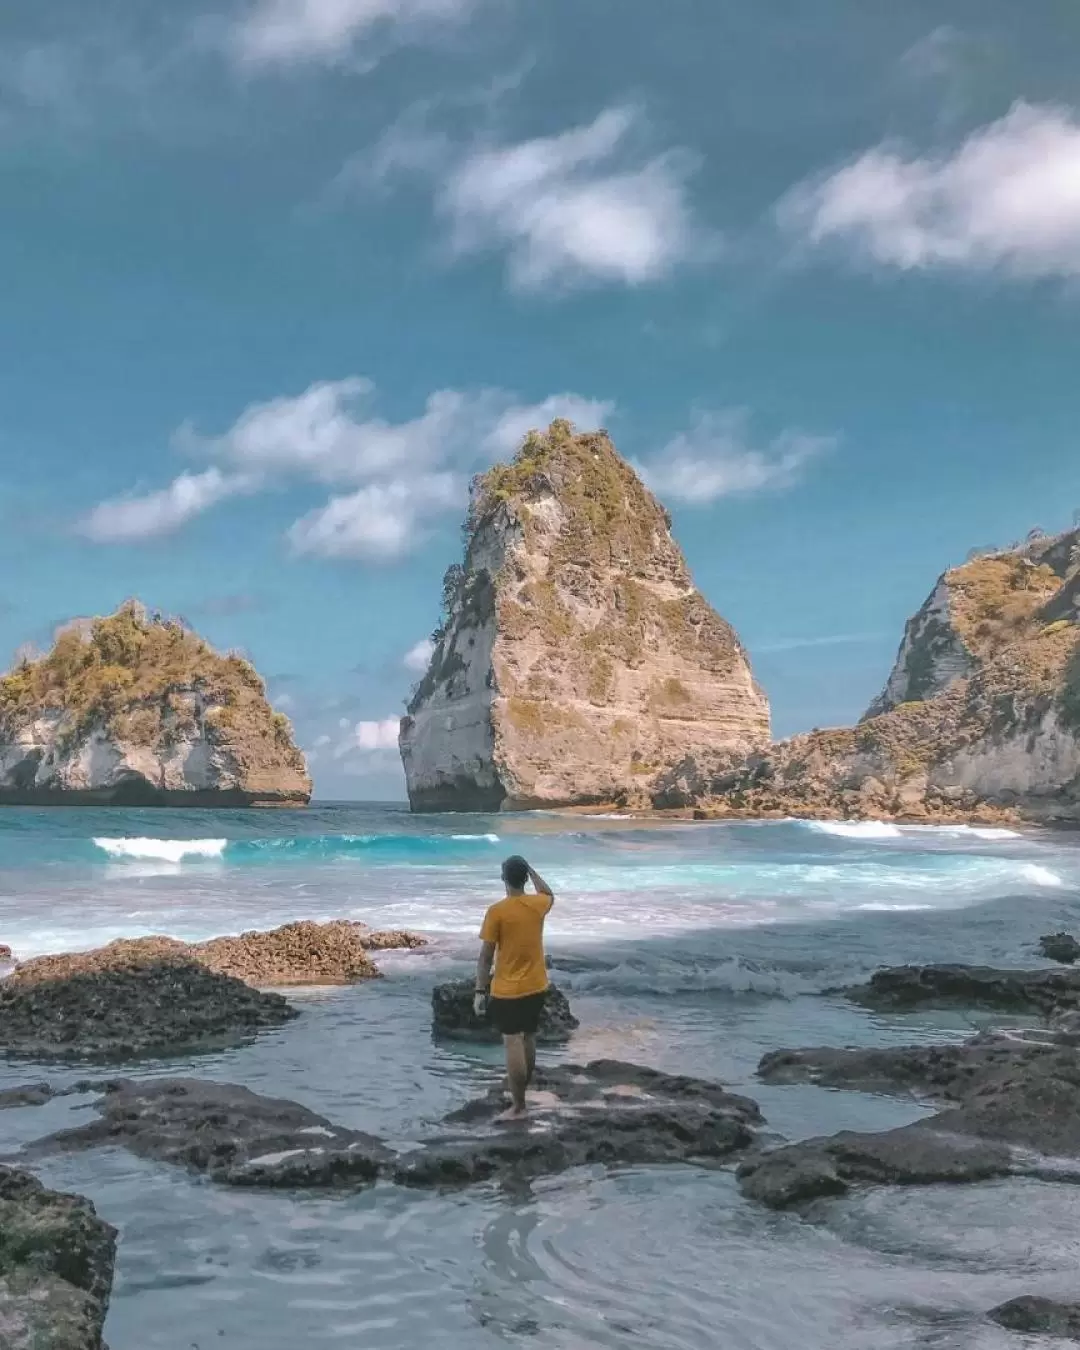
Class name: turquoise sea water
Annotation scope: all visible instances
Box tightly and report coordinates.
[2,805,1080,1349]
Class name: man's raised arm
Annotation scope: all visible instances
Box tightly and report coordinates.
[527,864,555,903]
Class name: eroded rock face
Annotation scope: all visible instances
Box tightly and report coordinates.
[431,979,578,1044]
[29,1079,391,1188]
[393,1059,764,1188]
[192,920,426,986]
[0,1165,116,1350]
[664,529,1080,823]
[0,941,297,1060]
[400,421,769,811]
[844,964,1080,1016]
[741,1032,1080,1209]
[0,602,310,806]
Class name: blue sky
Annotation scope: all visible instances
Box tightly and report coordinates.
[3,0,1080,799]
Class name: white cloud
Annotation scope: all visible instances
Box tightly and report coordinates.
[365,105,704,291]
[637,412,832,506]
[231,0,478,68]
[442,107,703,289]
[78,379,611,560]
[334,716,400,757]
[781,102,1080,278]
[403,637,435,672]
[76,468,254,542]
[287,474,459,560]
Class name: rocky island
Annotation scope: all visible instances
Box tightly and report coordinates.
[0,602,310,806]
[400,421,769,811]
[658,528,1080,823]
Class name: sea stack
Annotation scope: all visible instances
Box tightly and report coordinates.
[659,528,1080,823]
[0,601,311,806]
[399,420,770,811]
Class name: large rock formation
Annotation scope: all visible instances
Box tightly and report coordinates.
[400,421,770,811]
[659,528,1080,822]
[0,602,310,806]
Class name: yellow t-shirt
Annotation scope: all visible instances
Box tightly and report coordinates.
[480,892,553,999]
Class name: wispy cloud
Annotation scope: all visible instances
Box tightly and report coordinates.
[229,0,481,69]
[780,102,1080,279]
[751,633,885,654]
[360,104,707,291]
[77,379,611,560]
[334,716,400,758]
[76,468,255,543]
[637,412,833,506]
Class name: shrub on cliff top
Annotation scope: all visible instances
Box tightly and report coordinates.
[0,602,302,764]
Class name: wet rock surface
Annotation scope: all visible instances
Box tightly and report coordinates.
[21,1061,763,1194]
[0,1082,55,1109]
[742,1033,1080,1208]
[27,1078,392,1188]
[0,1164,117,1350]
[431,979,579,1044]
[989,1296,1080,1337]
[0,942,297,1061]
[394,1059,763,1188]
[1039,932,1080,965]
[845,963,1080,1015]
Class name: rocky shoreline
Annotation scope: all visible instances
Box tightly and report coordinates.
[7,925,1080,1344]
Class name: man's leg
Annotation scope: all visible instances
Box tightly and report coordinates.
[497,1033,529,1120]
[524,1032,537,1086]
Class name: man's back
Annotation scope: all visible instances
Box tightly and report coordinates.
[480,892,552,999]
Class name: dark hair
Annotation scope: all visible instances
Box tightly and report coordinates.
[501,855,529,890]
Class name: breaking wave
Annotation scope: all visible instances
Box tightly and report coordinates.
[558,954,811,999]
[800,819,1022,843]
[92,833,502,865]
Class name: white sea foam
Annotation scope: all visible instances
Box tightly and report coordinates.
[564,955,810,999]
[802,820,903,840]
[450,834,500,842]
[93,837,227,863]
[1020,863,1065,888]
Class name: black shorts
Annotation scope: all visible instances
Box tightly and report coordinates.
[488,991,546,1036]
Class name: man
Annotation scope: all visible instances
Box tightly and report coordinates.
[474,855,555,1122]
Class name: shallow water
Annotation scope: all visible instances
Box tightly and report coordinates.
[2,806,1079,1348]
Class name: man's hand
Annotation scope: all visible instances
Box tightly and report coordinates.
[473,991,488,1019]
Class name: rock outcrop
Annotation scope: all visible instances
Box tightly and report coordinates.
[400,421,769,811]
[28,1078,391,1189]
[0,940,297,1060]
[0,601,310,806]
[989,1297,1080,1338]
[1040,932,1080,965]
[0,1164,117,1350]
[431,979,578,1043]
[844,963,1080,1016]
[740,1030,1080,1209]
[660,528,1080,822]
[26,1062,764,1193]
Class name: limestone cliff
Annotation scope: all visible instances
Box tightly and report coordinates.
[399,420,769,811]
[658,530,1080,823]
[0,602,311,806]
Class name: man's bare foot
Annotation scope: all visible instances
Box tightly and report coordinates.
[495,1105,528,1123]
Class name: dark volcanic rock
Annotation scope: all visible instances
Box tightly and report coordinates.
[738,1126,1012,1210]
[29,1078,391,1188]
[1040,932,1080,965]
[0,1082,55,1109]
[0,1164,117,1350]
[394,1059,763,1188]
[989,1296,1080,1337]
[0,942,297,1061]
[431,979,579,1044]
[846,963,1080,1015]
[742,1033,1080,1209]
